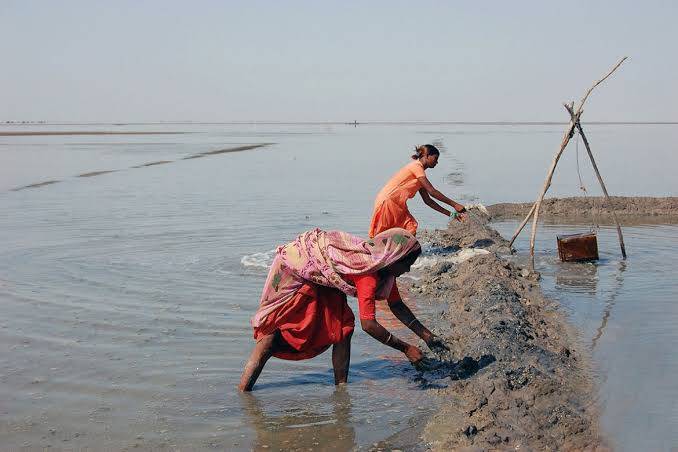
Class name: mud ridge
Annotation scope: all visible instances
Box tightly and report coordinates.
[412,212,603,450]
[488,196,678,224]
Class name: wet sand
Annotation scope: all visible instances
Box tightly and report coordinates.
[8,143,272,191]
[407,213,603,450]
[488,196,678,224]
[77,170,118,178]
[181,144,274,159]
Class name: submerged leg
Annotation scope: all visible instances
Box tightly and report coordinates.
[238,332,277,392]
[332,332,353,385]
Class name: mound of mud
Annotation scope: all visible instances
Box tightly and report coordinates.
[413,214,603,450]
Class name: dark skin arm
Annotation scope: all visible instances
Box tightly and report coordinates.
[417,178,466,220]
[388,300,433,342]
[360,253,448,364]
[388,300,449,355]
[360,318,424,363]
[419,188,452,216]
[360,300,450,364]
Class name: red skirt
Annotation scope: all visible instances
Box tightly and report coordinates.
[253,283,355,361]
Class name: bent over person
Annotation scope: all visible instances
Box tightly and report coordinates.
[239,228,448,391]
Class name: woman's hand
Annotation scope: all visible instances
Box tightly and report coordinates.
[452,204,467,222]
[404,344,424,364]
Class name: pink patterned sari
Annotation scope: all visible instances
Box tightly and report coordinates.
[251,228,420,328]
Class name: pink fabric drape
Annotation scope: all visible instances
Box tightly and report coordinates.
[251,228,419,328]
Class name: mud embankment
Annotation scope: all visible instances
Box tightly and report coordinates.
[412,214,603,450]
[488,196,678,224]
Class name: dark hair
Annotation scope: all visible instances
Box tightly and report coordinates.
[411,144,440,160]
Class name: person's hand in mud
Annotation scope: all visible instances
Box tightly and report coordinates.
[361,318,426,366]
[389,300,450,359]
[404,344,425,364]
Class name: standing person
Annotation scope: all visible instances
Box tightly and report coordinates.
[238,228,448,392]
[369,144,467,238]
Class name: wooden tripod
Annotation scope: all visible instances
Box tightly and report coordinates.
[508,57,628,263]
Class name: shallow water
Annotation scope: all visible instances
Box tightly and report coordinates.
[1,122,677,450]
[494,221,678,451]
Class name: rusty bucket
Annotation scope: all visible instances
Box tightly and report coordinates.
[557,232,599,262]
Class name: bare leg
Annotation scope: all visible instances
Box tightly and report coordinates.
[332,332,352,385]
[239,333,277,392]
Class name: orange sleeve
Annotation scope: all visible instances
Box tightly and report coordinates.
[409,161,425,179]
[351,274,379,320]
[387,281,402,305]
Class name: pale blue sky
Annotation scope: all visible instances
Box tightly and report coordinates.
[1,1,676,122]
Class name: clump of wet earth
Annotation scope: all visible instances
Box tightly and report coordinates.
[408,211,605,451]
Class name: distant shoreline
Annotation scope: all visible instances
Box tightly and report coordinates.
[1,121,677,127]
[488,196,678,225]
[0,131,188,136]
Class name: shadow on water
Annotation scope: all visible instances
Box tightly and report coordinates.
[591,260,627,350]
[238,355,496,450]
[252,358,412,390]
[239,386,356,451]
[253,353,497,393]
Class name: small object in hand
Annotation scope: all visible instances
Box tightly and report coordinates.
[450,211,458,220]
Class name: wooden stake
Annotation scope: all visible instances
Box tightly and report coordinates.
[508,203,535,248]
[525,57,627,263]
[564,103,627,258]
[528,114,579,261]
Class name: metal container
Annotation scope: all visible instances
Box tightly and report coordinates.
[557,232,599,262]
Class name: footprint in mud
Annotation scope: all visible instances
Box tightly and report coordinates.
[413,354,496,389]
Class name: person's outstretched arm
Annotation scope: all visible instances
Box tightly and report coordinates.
[359,318,423,363]
[388,300,449,356]
[418,188,452,216]
[417,176,466,217]
[353,273,425,364]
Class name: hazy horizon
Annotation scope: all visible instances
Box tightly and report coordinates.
[3,120,678,125]
[2,1,677,123]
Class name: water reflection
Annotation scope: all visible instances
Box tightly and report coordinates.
[591,260,627,350]
[551,256,629,350]
[239,387,356,451]
[554,261,599,295]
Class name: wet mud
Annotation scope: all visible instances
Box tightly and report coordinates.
[410,212,604,450]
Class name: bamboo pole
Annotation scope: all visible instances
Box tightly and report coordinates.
[526,57,627,263]
[527,114,579,262]
[564,103,627,258]
[508,203,535,248]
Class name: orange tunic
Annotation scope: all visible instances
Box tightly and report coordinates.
[369,160,426,238]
